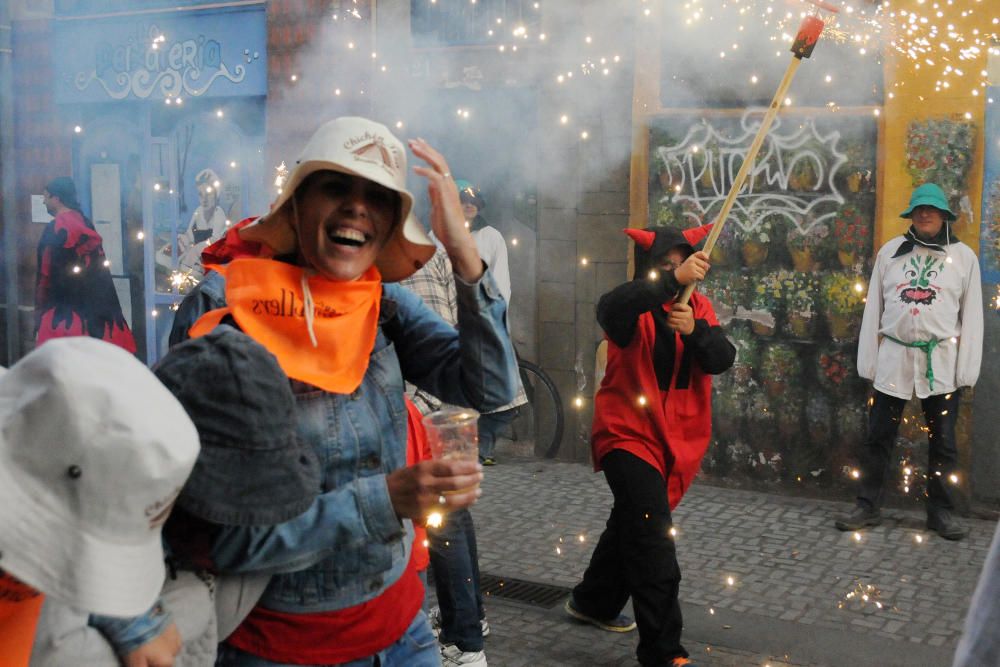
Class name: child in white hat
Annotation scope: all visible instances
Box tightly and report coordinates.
[0,337,199,666]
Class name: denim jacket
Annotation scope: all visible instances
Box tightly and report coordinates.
[163,263,516,615]
[88,600,173,657]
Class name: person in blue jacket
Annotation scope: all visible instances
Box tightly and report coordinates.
[96,117,519,667]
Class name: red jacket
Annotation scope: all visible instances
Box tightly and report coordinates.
[592,282,734,509]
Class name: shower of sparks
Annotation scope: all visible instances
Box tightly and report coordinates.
[678,0,999,101]
[274,161,289,190]
[901,459,916,494]
[427,511,443,528]
[169,270,200,294]
[838,581,886,611]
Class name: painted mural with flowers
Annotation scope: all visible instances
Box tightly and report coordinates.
[649,112,877,487]
[905,117,977,219]
[980,90,1000,288]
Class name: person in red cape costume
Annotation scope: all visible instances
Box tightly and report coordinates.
[35,177,136,353]
[565,225,735,667]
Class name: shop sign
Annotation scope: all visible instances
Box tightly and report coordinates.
[55,6,266,103]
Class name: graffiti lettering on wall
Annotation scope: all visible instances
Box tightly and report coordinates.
[649,112,879,491]
[654,111,847,235]
[55,6,266,103]
[73,24,249,100]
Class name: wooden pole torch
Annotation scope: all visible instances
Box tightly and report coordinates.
[677,2,838,306]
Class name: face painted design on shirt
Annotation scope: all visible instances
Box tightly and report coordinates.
[897,255,943,306]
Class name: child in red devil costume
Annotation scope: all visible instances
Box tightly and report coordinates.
[566,225,735,667]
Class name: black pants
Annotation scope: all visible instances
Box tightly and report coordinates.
[572,449,686,665]
[857,389,962,513]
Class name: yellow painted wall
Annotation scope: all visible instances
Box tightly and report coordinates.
[879,1,990,251]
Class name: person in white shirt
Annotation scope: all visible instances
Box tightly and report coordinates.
[835,183,983,540]
[178,169,228,277]
[455,179,525,465]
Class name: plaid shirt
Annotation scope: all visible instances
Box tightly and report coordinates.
[400,248,458,328]
[399,250,458,415]
[399,248,525,415]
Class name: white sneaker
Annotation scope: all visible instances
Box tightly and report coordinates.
[440,643,488,667]
[429,606,490,638]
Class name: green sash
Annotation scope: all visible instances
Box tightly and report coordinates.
[884,334,945,391]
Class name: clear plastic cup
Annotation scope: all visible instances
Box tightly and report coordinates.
[422,407,480,463]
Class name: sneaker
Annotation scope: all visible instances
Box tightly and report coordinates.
[440,643,487,667]
[428,606,441,639]
[927,509,967,541]
[429,606,491,638]
[481,457,496,466]
[834,505,882,531]
[564,598,636,633]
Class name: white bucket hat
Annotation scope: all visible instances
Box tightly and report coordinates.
[267,116,436,282]
[0,338,199,617]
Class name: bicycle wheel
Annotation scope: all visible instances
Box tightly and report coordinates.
[510,359,564,459]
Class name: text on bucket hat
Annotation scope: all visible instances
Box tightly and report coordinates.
[900,182,957,221]
[153,325,321,526]
[0,338,199,617]
[266,116,435,282]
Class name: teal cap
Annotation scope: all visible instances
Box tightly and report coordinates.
[454,179,485,210]
[900,183,956,221]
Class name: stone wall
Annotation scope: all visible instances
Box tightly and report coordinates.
[535,80,633,462]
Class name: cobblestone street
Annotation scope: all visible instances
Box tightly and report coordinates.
[444,458,998,666]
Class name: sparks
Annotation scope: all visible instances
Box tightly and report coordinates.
[274,162,289,189]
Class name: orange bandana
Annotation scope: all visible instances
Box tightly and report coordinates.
[0,572,43,667]
[190,258,382,394]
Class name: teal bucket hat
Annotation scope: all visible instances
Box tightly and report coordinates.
[900,183,957,221]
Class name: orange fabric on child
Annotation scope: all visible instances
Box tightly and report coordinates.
[0,572,44,667]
